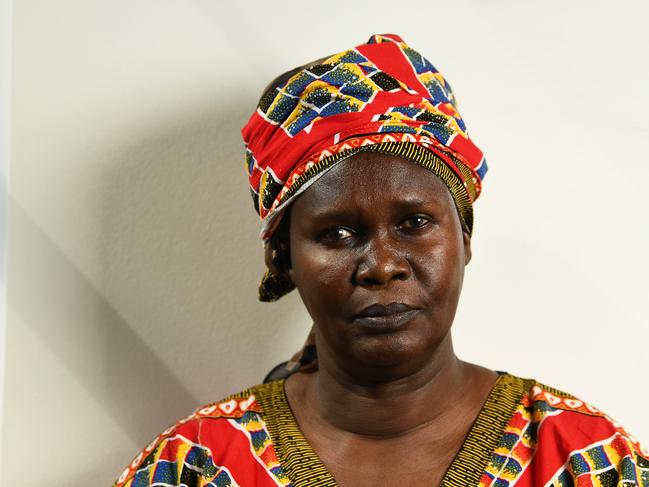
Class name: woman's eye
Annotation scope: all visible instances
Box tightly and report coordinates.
[400,215,431,230]
[319,227,353,242]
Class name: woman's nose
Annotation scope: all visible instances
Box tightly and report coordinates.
[354,235,411,286]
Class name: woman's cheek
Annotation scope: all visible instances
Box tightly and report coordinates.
[293,247,350,301]
[411,253,460,308]
[298,246,348,281]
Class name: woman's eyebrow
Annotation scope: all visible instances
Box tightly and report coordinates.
[306,209,358,221]
[393,198,430,207]
[304,199,436,222]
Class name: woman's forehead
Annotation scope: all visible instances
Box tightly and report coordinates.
[291,152,454,214]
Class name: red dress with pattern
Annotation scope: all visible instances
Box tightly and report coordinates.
[113,374,649,487]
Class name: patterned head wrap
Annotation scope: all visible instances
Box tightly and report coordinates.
[242,34,487,302]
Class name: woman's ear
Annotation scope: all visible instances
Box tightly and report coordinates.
[264,242,281,276]
[264,238,292,278]
[286,261,294,284]
[463,232,472,266]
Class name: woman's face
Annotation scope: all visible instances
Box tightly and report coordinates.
[287,151,471,381]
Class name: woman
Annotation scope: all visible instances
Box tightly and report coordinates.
[113,34,648,486]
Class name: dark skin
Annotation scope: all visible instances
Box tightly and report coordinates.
[268,152,497,486]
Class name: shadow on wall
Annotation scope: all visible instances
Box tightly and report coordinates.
[10,198,197,444]
[99,96,302,435]
[10,95,304,484]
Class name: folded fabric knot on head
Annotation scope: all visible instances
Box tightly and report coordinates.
[241,33,487,302]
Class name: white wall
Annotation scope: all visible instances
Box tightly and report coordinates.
[0,0,10,477]
[3,1,648,485]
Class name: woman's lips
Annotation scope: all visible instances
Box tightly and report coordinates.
[352,302,421,330]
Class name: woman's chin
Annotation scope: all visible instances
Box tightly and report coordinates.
[343,332,439,380]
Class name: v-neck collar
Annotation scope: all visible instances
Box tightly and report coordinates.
[254,373,532,487]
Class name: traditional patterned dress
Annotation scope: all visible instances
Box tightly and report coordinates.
[113,373,649,486]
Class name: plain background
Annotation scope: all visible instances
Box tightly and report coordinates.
[2,1,648,485]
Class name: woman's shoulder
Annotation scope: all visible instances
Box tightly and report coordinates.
[505,372,647,449]
[513,374,640,434]
[112,381,286,487]
[494,373,649,485]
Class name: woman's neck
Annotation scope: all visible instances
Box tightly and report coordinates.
[286,334,495,439]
